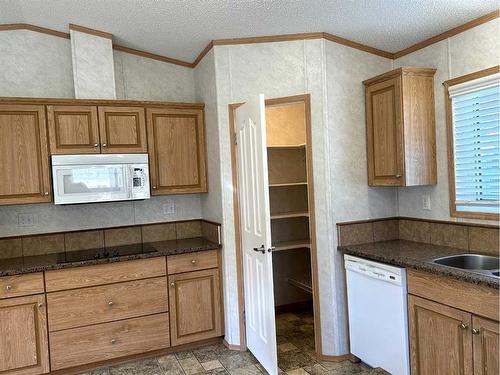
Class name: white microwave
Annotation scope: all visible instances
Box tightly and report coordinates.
[52,154,150,205]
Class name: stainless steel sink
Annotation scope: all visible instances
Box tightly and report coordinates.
[432,254,499,277]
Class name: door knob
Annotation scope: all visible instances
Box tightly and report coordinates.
[170,282,175,287]
[108,301,114,306]
[5,285,12,291]
[459,322,469,330]
[94,143,99,147]
[102,143,107,147]
[253,245,265,254]
[472,328,481,335]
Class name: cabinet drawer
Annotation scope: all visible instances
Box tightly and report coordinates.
[47,277,168,332]
[167,250,218,274]
[45,257,166,292]
[50,313,170,370]
[0,273,44,299]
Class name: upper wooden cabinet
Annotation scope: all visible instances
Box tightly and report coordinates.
[147,107,208,194]
[364,67,437,186]
[0,105,51,205]
[0,294,50,375]
[47,105,147,154]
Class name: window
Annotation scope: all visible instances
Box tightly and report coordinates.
[445,66,500,220]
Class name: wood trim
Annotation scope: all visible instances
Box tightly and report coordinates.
[444,66,500,221]
[318,353,356,362]
[192,41,214,67]
[393,10,500,59]
[0,96,204,108]
[362,67,437,86]
[113,44,194,68]
[0,23,70,39]
[228,102,246,350]
[69,24,113,40]
[322,32,394,59]
[222,339,245,351]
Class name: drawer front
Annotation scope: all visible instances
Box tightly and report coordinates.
[45,257,166,292]
[0,273,44,299]
[47,277,168,332]
[50,313,170,370]
[167,250,218,274]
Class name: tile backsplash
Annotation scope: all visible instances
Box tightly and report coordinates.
[338,217,499,256]
[0,220,220,259]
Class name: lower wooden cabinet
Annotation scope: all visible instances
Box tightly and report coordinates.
[49,313,170,370]
[0,294,49,375]
[473,316,499,375]
[168,268,222,346]
[409,295,473,375]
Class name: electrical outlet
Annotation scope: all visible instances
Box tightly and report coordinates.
[422,195,431,210]
[18,213,36,227]
[162,201,176,215]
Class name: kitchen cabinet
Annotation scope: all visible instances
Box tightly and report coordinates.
[364,67,437,186]
[47,105,147,154]
[146,107,208,194]
[473,316,499,375]
[0,105,51,205]
[168,268,222,346]
[408,295,472,375]
[0,294,49,375]
[408,270,499,375]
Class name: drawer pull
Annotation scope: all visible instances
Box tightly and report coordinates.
[472,328,481,335]
[108,301,114,306]
[38,303,44,308]
[5,285,12,291]
[110,338,116,345]
[191,259,196,264]
[170,282,175,287]
[460,322,468,330]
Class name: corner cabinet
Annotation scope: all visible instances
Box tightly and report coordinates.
[0,105,51,205]
[0,294,50,375]
[146,107,208,194]
[364,67,437,186]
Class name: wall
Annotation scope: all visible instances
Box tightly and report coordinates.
[394,18,500,225]
[0,29,202,238]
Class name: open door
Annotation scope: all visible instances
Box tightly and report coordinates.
[235,94,278,375]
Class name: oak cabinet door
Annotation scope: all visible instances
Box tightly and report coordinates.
[473,316,499,375]
[365,76,404,186]
[47,105,100,154]
[146,108,207,194]
[168,268,222,346]
[0,294,49,375]
[409,295,473,375]
[98,106,147,153]
[0,105,51,205]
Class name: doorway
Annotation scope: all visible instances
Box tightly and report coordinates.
[229,94,322,374]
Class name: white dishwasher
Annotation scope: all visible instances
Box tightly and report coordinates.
[344,254,410,375]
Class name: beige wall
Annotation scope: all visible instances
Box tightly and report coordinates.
[394,18,500,225]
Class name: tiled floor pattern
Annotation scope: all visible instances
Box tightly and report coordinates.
[78,312,387,375]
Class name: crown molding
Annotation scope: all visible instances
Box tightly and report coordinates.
[393,10,499,59]
[69,23,113,40]
[0,9,498,68]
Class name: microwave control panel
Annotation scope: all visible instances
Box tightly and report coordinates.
[130,164,150,199]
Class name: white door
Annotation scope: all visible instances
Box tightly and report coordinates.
[236,94,278,375]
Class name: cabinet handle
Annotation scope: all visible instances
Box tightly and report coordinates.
[170,282,175,287]
[102,143,107,147]
[110,339,116,345]
[472,328,481,335]
[191,259,196,264]
[108,301,114,306]
[38,303,44,308]
[44,192,49,196]
[460,323,469,330]
[94,143,99,147]
[396,174,402,178]
[152,186,157,189]
[5,285,12,291]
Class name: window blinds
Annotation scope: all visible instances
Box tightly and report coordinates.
[449,73,500,214]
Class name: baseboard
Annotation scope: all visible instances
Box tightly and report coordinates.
[223,339,246,351]
[318,353,356,362]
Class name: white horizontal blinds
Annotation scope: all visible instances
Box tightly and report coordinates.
[449,73,500,214]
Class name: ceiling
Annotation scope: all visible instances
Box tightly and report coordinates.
[0,0,498,62]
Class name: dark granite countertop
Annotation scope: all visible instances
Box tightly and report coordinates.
[339,240,499,289]
[0,237,220,277]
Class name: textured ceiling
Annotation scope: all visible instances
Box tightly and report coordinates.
[0,0,498,62]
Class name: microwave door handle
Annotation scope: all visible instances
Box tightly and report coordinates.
[127,166,133,199]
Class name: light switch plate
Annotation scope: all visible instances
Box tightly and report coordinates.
[18,213,36,227]
[162,201,176,215]
[422,195,431,210]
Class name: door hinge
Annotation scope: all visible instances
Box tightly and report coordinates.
[234,133,238,145]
